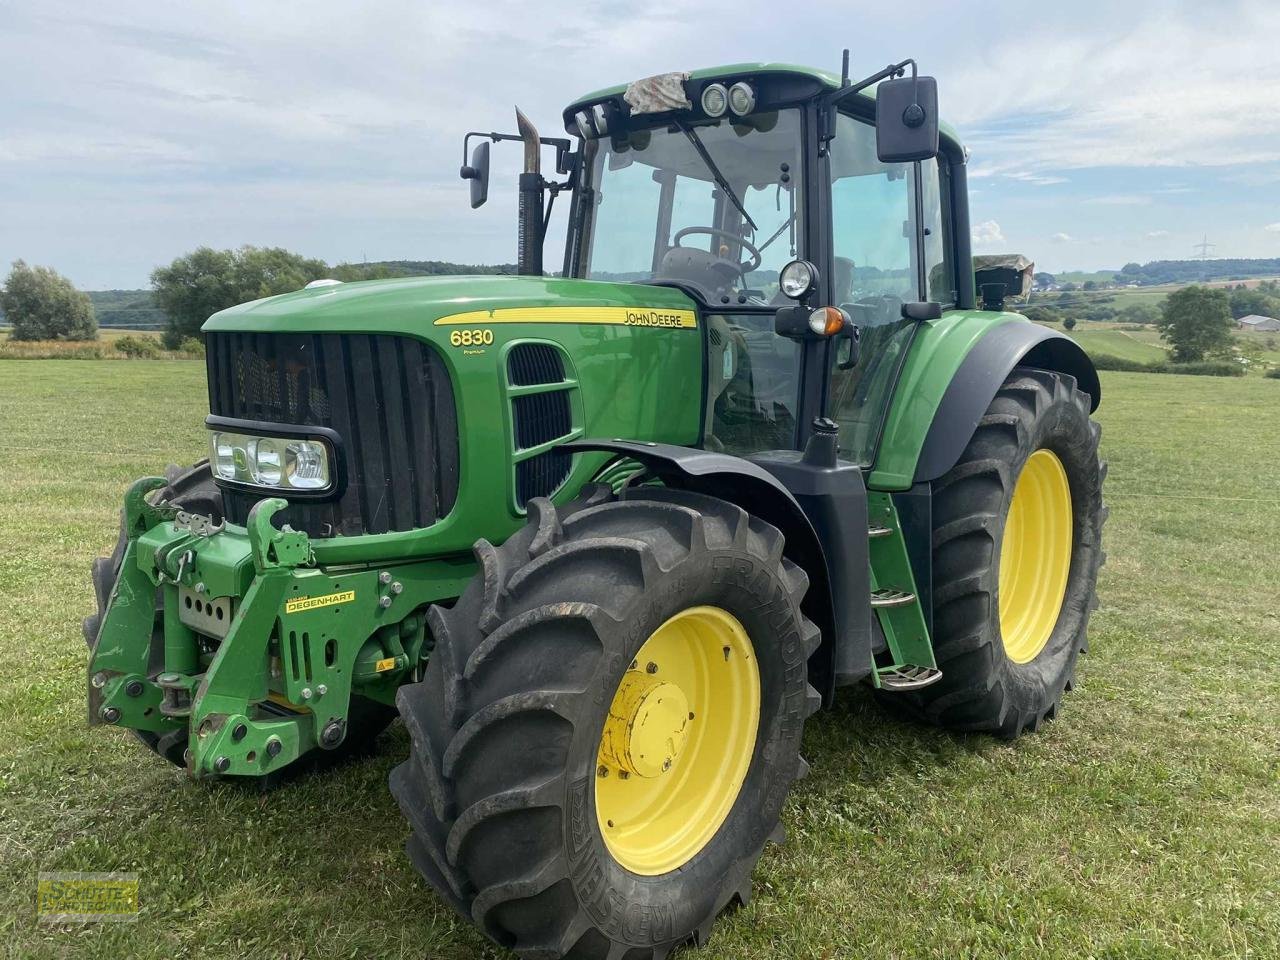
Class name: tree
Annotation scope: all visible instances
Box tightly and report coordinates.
[1157,285,1234,363]
[1228,287,1280,320]
[1117,302,1160,326]
[151,245,328,346]
[1120,262,1143,276]
[1063,316,1077,330]
[0,260,97,340]
[1033,271,1056,289]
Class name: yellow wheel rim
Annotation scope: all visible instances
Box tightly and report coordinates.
[595,606,760,875]
[998,448,1073,663]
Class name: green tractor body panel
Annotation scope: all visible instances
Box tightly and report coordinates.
[207,275,704,564]
[867,310,1021,490]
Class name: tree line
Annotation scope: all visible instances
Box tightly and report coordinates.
[1,249,518,346]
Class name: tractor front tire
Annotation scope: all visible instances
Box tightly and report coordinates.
[391,486,821,959]
[890,367,1106,737]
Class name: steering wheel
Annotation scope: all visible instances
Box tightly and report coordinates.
[672,226,762,274]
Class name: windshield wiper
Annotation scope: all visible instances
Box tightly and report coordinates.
[676,120,758,233]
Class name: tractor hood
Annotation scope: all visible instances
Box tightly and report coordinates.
[203,274,699,336]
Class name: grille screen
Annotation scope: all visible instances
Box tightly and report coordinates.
[206,332,459,536]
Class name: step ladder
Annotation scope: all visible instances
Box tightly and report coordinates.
[865,493,941,692]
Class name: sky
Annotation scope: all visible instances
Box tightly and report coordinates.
[2,0,1279,289]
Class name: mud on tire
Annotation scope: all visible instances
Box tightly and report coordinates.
[391,485,822,959]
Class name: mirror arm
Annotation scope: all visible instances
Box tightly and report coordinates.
[460,131,573,176]
[821,58,915,144]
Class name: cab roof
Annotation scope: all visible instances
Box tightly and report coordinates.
[565,61,963,149]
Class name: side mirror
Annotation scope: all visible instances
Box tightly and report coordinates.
[460,139,490,209]
[901,301,943,321]
[875,75,939,163]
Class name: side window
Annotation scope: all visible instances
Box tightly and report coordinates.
[922,159,954,305]
[827,113,952,465]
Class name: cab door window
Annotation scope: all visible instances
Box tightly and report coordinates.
[827,111,952,465]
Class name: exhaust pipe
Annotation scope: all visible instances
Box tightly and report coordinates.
[515,108,543,277]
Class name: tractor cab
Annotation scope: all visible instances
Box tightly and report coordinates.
[466,60,974,465]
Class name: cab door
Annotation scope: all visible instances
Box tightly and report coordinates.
[823,110,954,467]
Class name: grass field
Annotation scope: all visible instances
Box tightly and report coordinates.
[2,360,1278,959]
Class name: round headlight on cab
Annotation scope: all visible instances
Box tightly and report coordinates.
[728,82,755,117]
[779,259,819,300]
[575,110,594,139]
[591,103,610,137]
[700,83,728,118]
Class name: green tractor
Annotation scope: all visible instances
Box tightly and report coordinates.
[85,56,1105,958]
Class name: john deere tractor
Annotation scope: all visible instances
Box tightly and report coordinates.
[85,57,1105,958]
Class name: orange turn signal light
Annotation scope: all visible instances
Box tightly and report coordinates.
[807,306,846,337]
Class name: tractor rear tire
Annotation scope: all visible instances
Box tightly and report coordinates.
[84,462,395,767]
[886,367,1106,737]
[391,485,821,959]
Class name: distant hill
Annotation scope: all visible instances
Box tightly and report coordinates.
[1117,258,1280,286]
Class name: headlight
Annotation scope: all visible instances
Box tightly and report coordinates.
[728,82,755,116]
[591,103,610,136]
[779,259,819,300]
[209,431,332,492]
[700,83,728,118]
[575,110,594,139]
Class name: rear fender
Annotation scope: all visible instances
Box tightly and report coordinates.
[870,313,1100,490]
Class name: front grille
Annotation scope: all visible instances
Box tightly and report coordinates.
[516,451,574,506]
[512,391,572,450]
[503,342,576,508]
[507,343,566,386]
[206,332,459,537]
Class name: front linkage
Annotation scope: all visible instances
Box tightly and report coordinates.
[87,477,469,777]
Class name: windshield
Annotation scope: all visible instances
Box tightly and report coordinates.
[576,109,804,305]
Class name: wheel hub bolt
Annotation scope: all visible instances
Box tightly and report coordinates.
[645,662,658,674]
[597,765,609,778]
[124,680,144,698]
[101,706,120,724]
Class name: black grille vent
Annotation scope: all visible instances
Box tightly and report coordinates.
[512,391,572,451]
[507,343,566,386]
[516,451,573,507]
[206,332,459,537]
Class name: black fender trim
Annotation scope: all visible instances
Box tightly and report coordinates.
[562,439,840,703]
[914,323,1100,484]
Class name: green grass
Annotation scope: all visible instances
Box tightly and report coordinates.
[1065,328,1169,364]
[2,361,1278,959]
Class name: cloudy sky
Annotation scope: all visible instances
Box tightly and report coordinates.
[3,0,1278,289]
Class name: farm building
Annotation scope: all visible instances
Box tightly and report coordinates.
[1237,314,1280,331]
